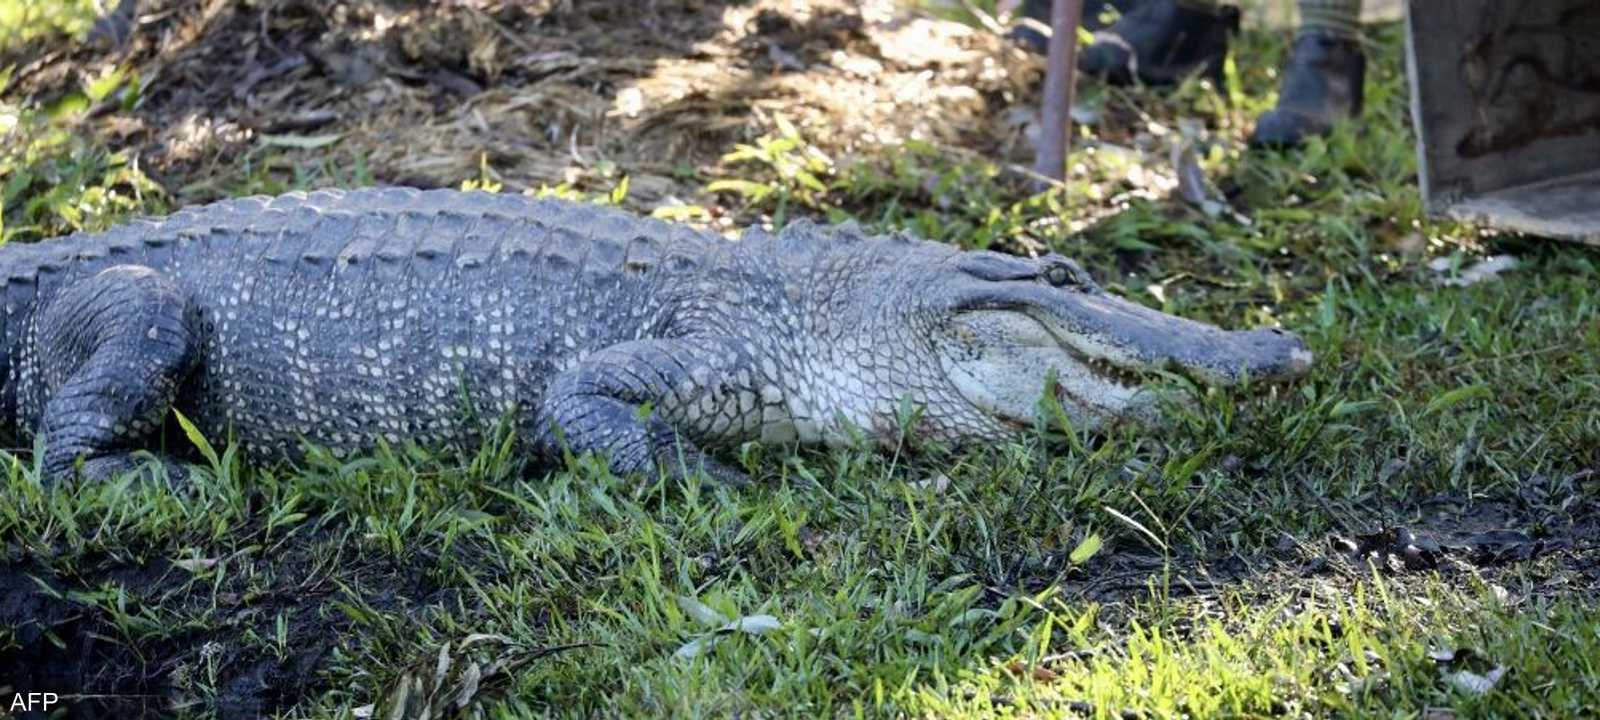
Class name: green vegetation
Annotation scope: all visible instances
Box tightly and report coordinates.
[0,65,164,243]
[0,0,98,52]
[0,7,1595,720]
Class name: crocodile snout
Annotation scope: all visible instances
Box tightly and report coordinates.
[1228,327,1314,383]
[1029,287,1314,388]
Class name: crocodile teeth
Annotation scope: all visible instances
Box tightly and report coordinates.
[1084,356,1142,388]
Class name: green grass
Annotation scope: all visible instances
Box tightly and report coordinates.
[0,0,98,53]
[2,11,1598,720]
[0,64,165,242]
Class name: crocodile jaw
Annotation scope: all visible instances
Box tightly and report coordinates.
[937,294,1313,434]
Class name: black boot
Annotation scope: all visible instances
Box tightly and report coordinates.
[1012,0,1140,53]
[1249,31,1365,148]
[1077,0,1239,86]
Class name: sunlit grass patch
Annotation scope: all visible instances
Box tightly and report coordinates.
[910,577,1600,718]
[0,0,98,53]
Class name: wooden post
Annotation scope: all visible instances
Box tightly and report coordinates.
[1032,0,1084,184]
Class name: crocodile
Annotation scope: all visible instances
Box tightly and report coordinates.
[0,187,1312,484]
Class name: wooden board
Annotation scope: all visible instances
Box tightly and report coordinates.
[1404,0,1600,244]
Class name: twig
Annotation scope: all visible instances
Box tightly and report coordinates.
[932,142,1067,191]
[1032,0,1084,185]
[957,0,1010,36]
[258,0,282,57]
[464,4,540,57]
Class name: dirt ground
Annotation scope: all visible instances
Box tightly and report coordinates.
[0,529,463,718]
[3,0,1053,210]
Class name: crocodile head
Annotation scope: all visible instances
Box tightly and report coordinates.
[922,250,1313,435]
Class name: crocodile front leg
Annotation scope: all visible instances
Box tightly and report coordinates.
[531,337,763,485]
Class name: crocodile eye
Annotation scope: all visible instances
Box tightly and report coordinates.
[1044,263,1076,288]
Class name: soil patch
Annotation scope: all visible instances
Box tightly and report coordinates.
[0,538,449,718]
[3,0,1044,208]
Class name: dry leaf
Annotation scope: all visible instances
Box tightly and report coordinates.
[172,557,218,573]
[1430,255,1519,287]
[1447,666,1506,695]
[1004,660,1060,682]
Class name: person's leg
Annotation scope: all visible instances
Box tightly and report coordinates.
[1298,0,1361,39]
[1075,0,1239,86]
[1249,0,1365,148]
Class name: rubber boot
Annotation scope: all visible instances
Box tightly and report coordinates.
[1016,0,1140,43]
[1076,0,1239,86]
[1249,31,1365,148]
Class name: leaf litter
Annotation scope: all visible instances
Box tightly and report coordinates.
[1,0,1052,209]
